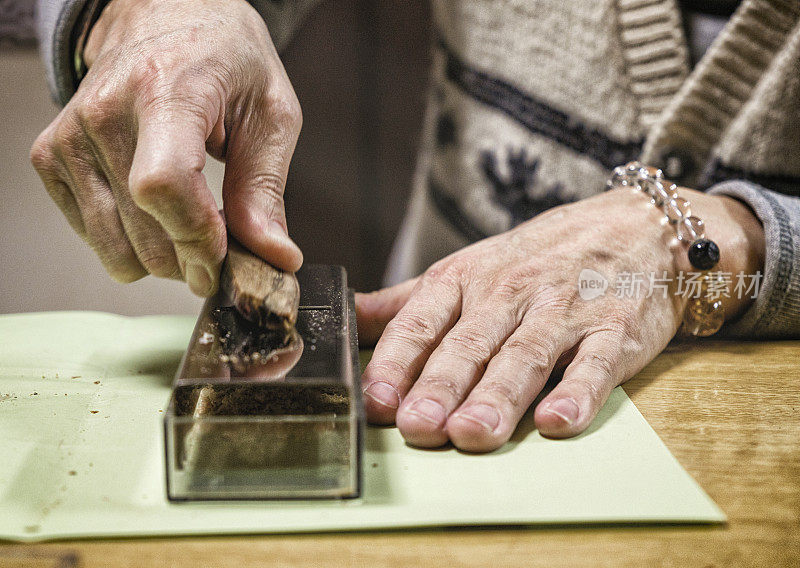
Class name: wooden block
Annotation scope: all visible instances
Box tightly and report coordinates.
[220,236,300,332]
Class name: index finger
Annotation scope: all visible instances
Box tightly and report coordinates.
[128,105,227,295]
[361,276,461,424]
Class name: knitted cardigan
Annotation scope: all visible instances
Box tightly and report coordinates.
[37,0,800,338]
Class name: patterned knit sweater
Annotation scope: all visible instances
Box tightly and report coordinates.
[37,0,800,338]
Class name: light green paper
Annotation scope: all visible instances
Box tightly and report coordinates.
[0,312,724,542]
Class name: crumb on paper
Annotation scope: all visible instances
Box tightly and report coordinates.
[68,470,76,476]
[32,392,38,396]
[71,375,81,379]
[90,410,99,414]
[94,381,100,385]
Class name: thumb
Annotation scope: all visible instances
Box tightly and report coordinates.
[355,277,420,347]
[222,91,304,272]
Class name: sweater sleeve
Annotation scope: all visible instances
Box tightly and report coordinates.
[707,181,800,339]
[36,0,320,106]
[36,0,87,106]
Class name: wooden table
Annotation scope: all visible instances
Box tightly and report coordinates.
[2,340,798,567]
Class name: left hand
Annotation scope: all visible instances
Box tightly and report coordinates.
[356,187,764,452]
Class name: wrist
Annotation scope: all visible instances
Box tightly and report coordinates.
[676,189,765,320]
[607,163,766,335]
[83,0,266,69]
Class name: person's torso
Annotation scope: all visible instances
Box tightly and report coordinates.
[387,0,800,281]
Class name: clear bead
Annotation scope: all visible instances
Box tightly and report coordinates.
[610,166,629,187]
[667,183,680,201]
[637,176,654,196]
[678,215,705,242]
[664,199,683,224]
[675,196,691,216]
[664,197,691,225]
[652,181,671,206]
[682,298,725,337]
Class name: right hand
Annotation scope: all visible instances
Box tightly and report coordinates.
[31,0,303,296]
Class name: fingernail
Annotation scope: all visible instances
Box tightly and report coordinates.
[363,381,400,409]
[406,398,446,426]
[186,263,213,296]
[543,398,580,425]
[455,404,500,431]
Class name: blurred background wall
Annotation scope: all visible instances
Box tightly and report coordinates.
[0,0,430,316]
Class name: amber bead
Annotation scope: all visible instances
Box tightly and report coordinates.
[683,297,725,337]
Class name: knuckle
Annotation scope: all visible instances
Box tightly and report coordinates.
[490,263,536,296]
[574,351,616,381]
[129,62,152,92]
[492,274,529,302]
[137,248,179,278]
[50,114,85,155]
[364,358,407,386]
[601,310,641,340]
[128,56,168,94]
[419,376,463,402]
[265,89,302,133]
[178,214,225,245]
[30,133,56,172]
[423,258,464,288]
[77,88,119,130]
[531,283,576,313]
[441,329,494,365]
[499,335,553,374]
[386,312,438,346]
[482,377,525,409]
[248,172,287,203]
[173,219,227,259]
[129,165,180,206]
[83,225,144,283]
[571,376,606,407]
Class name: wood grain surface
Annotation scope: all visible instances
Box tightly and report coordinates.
[221,237,299,330]
[2,339,798,567]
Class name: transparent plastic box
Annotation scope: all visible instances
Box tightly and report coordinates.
[164,265,363,500]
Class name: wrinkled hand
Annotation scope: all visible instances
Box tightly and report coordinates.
[31,0,303,295]
[357,188,764,452]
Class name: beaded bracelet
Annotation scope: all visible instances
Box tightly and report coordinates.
[606,162,724,337]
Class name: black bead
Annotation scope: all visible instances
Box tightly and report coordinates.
[688,239,720,271]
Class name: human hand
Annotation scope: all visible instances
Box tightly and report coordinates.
[30,0,303,296]
[357,187,764,452]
